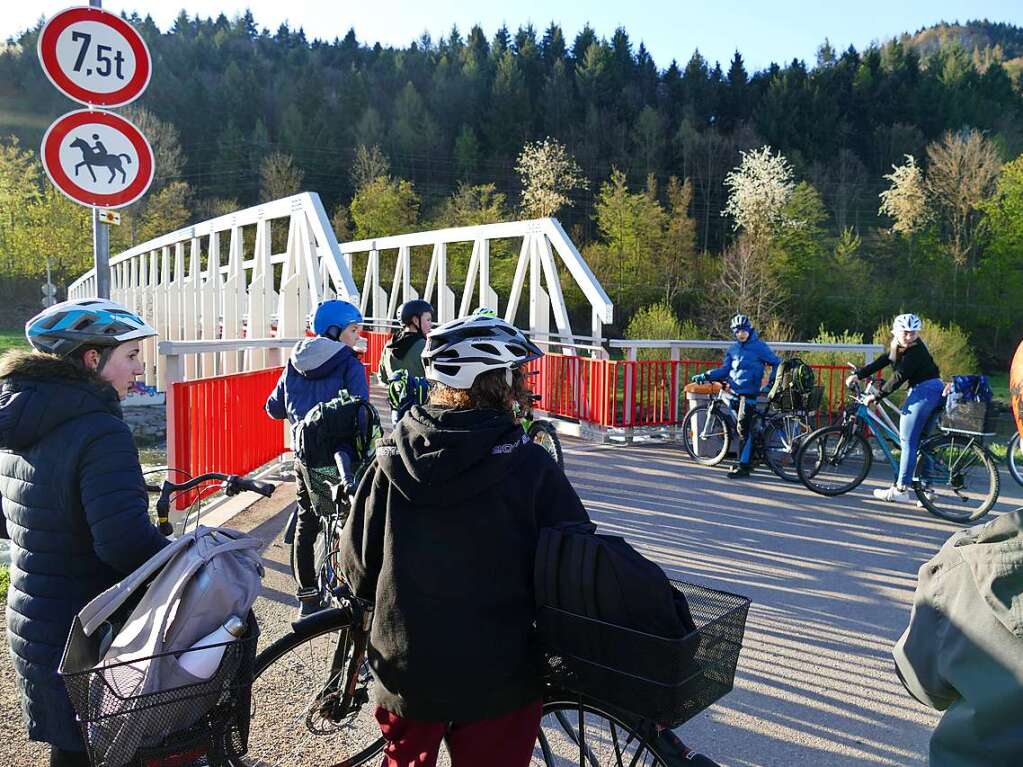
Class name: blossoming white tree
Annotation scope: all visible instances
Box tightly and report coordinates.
[878,154,929,236]
[515,138,587,218]
[722,145,795,247]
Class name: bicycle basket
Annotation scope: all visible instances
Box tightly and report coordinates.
[539,581,750,727]
[298,461,341,517]
[684,382,723,395]
[940,400,993,435]
[61,612,259,767]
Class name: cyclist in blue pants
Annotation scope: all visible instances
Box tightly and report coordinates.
[846,313,944,504]
[691,314,780,478]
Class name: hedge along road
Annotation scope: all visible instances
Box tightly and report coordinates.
[4,436,1022,766]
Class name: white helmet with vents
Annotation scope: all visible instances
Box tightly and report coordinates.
[422,315,543,389]
[892,313,922,333]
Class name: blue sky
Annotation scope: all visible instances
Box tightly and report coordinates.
[6,1,1022,71]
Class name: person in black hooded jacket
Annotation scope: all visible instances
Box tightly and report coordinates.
[378,299,433,384]
[341,315,589,767]
[0,299,169,767]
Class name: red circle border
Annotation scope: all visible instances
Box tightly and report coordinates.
[37,7,151,107]
[41,109,154,208]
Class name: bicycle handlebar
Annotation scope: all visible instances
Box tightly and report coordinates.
[151,471,276,535]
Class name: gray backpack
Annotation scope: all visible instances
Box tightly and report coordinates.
[60,526,264,767]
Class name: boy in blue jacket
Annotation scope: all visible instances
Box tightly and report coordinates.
[266,299,368,615]
[691,314,780,478]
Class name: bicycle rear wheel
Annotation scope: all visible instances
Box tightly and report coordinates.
[529,420,565,470]
[1007,433,1023,488]
[681,406,730,466]
[763,414,810,482]
[240,609,384,767]
[533,699,674,766]
[796,425,872,496]
[915,434,999,523]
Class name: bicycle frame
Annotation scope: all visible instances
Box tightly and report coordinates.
[700,389,770,444]
[851,396,904,474]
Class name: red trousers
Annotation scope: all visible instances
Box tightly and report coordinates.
[375,699,543,767]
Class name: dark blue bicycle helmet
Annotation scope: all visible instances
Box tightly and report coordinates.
[399,299,434,327]
[730,313,752,333]
[313,300,363,338]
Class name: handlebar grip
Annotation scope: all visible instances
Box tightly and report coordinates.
[158,520,174,536]
[237,478,276,498]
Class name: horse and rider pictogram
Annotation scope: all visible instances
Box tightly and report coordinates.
[70,133,133,184]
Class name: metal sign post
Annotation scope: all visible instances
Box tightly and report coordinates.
[93,206,110,297]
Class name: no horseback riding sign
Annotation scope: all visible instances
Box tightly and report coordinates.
[41,109,154,208]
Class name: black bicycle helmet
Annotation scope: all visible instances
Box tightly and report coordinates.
[399,299,434,327]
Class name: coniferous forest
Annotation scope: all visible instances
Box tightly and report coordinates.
[2,13,1023,364]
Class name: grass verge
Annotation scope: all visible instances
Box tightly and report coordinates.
[0,329,25,356]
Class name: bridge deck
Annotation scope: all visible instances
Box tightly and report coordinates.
[4,435,1020,766]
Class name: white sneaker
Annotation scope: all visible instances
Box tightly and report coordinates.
[873,485,910,503]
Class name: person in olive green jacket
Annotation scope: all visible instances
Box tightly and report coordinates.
[378,299,433,383]
[894,510,1023,766]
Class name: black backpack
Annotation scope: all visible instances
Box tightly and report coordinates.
[535,522,700,720]
[769,357,816,404]
[294,393,381,469]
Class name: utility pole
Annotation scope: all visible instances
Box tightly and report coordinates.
[89,0,110,298]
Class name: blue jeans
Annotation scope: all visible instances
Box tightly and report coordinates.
[897,378,944,488]
[729,395,756,465]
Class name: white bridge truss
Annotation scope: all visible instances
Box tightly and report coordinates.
[68,192,613,387]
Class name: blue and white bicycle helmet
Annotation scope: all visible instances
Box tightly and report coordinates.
[313,300,363,337]
[730,313,752,333]
[26,298,156,358]
[422,315,543,389]
[892,313,922,333]
[473,306,498,318]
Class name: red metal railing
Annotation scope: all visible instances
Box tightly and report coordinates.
[604,360,859,429]
[170,367,285,509]
[360,330,391,374]
[165,350,864,501]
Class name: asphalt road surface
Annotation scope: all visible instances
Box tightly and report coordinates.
[4,435,1020,766]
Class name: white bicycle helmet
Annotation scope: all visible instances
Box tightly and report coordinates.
[892,313,922,333]
[26,298,156,358]
[422,315,543,389]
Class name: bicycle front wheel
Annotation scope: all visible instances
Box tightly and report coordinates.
[533,699,674,766]
[915,434,999,523]
[681,406,730,466]
[529,420,565,470]
[763,414,810,482]
[796,425,872,496]
[1007,433,1023,488]
[241,609,385,767]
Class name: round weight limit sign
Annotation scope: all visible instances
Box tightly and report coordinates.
[38,6,151,107]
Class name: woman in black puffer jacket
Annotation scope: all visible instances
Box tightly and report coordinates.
[0,299,169,767]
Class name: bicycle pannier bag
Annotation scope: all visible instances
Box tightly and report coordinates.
[60,526,264,767]
[535,522,700,718]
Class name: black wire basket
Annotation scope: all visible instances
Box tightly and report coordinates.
[937,398,994,435]
[940,400,994,435]
[60,612,259,767]
[298,460,342,518]
[538,580,751,727]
